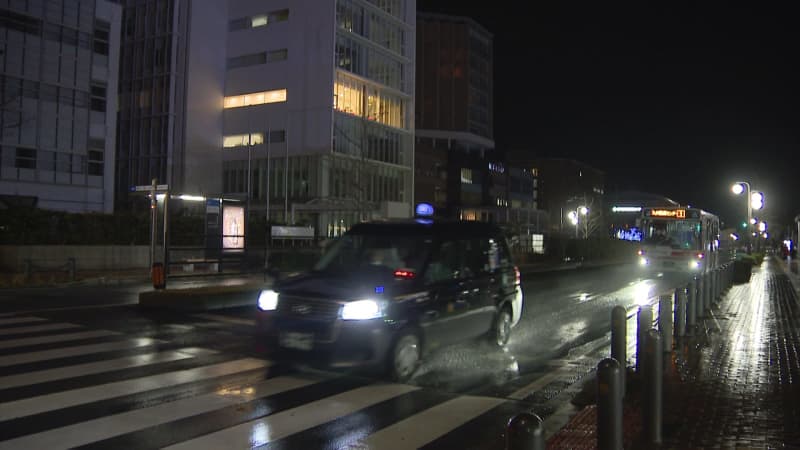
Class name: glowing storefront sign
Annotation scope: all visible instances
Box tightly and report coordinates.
[650,209,686,219]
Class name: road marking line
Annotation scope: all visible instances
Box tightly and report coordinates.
[0,375,318,450]
[164,384,420,450]
[193,314,256,326]
[0,338,164,367]
[0,348,215,389]
[192,314,256,327]
[0,358,270,421]
[0,317,47,326]
[0,323,82,336]
[356,396,506,450]
[0,330,120,350]
[508,370,566,400]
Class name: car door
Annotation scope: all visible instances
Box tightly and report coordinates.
[420,239,475,349]
[456,237,496,338]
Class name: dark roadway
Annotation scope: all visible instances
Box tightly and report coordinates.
[0,263,693,449]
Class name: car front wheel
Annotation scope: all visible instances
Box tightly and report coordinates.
[389,331,420,383]
[491,306,512,348]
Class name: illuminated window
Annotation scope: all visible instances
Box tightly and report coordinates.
[223,89,287,108]
[223,133,264,148]
[251,15,268,27]
[461,168,473,184]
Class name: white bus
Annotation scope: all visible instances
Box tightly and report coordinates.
[637,207,721,273]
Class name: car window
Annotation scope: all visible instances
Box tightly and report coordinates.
[424,238,489,284]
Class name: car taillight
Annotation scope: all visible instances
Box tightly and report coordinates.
[394,269,416,279]
[514,266,521,286]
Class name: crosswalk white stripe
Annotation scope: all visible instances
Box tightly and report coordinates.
[192,313,256,327]
[0,375,319,450]
[164,384,420,450]
[0,330,119,350]
[0,338,164,367]
[357,396,506,450]
[0,317,46,326]
[0,323,82,336]
[0,347,215,389]
[0,358,270,421]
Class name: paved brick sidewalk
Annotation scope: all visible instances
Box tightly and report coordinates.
[546,256,800,449]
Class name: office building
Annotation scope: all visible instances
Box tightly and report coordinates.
[0,0,121,212]
[222,0,416,236]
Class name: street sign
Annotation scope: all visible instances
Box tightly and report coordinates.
[131,184,169,192]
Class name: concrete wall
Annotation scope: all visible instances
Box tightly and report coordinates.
[0,246,150,271]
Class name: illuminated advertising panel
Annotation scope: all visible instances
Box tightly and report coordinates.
[222,205,245,249]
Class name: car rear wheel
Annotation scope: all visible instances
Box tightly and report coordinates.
[389,331,420,383]
[490,306,512,348]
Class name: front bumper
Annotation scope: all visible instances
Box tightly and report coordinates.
[255,312,394,369]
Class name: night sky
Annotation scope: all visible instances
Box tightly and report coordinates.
[416,1,799,232]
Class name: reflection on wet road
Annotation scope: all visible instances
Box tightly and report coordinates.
[406,264,692,393]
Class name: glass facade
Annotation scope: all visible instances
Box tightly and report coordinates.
[0,0,114,210]
[115,0,186,206]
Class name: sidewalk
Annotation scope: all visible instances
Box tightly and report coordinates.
[546,256,800,449]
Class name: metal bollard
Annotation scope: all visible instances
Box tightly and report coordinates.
[506,412,544,450]
[701,273,709,316]
[674,287,686,337]
[611,305,627,397]
[643,329,663,445]
[636,305,653,373]
[67,257,76,281]
[658,294,673,353]
[687,278,697,333]
[597,358,623,450]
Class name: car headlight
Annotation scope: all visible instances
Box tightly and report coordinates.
[639,257,649,266]
[258,290,279,311]
[341,299,383,320]
[689,260,701,270]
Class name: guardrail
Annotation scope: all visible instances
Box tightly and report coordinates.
[506,262,736,449]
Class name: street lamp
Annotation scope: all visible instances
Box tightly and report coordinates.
[732,181,766,251]
[567,206,589,238]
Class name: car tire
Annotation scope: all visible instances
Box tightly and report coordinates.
[489,305,513,348]
[388,329,421,383]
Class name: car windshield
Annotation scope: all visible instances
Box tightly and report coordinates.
[313,232,433,275]
[643,220,700,250]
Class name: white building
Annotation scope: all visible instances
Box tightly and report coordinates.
[0,0,121,213]
[222,0,416,237]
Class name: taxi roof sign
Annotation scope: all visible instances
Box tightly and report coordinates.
[415,203,434,217]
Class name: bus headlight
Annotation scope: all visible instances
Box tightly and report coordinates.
[257,290,279,311]
[341,299,383,320]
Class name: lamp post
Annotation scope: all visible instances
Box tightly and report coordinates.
[732,182,764,252]
[567,206,589,239]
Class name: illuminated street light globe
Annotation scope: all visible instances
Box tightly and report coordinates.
[751,192,764,210]
[567,211,577,221]
[731,183,745,195]
[758,222,767,233]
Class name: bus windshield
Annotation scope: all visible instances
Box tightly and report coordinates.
[643,220,700,250]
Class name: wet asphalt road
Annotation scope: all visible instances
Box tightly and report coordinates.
[0,263,694,449]
[0,264,691,392]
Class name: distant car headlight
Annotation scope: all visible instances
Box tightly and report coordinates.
[639,257,649,266]
[689,260,701,270]
[258,290,279,311]
[341,299,383,320]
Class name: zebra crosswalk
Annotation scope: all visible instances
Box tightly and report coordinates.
[0,313,546,449]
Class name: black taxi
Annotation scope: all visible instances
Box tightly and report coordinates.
[255,214,524,382]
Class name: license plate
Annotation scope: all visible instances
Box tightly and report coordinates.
[279,332,314,351]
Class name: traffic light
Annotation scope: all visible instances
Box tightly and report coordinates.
[741,222,747,229]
